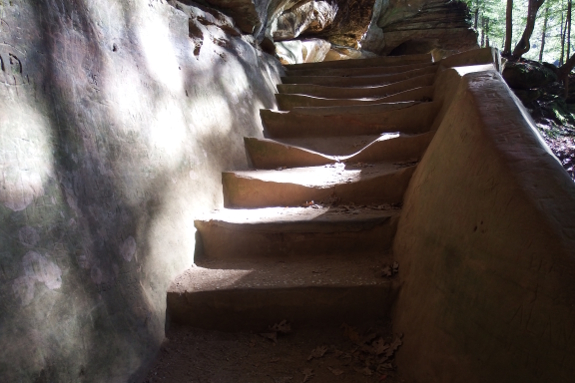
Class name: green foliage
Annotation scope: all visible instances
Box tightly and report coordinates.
[463,0,573,66]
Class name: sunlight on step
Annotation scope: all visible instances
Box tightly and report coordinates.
[376,132,401,141]
[187,267,253,290]
[210,206,328,223]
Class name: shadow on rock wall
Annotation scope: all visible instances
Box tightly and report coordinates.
[0,0,282,381]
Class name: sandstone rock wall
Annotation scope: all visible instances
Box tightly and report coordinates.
[0,1,282,381]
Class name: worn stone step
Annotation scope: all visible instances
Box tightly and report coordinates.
[194,206,400,260]
[245,132,433,169]
[167,253,398,331]
[284,61,434,77]
[276,86,434,110]
[261,101,438,138]
[282,65,438,87]
[284,53,432,71]
[278,73,435,99]
[222,162,416,208]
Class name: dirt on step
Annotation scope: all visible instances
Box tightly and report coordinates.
[144,322,406,383]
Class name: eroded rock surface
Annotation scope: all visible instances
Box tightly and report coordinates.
[271,0,338,41]
[363,0,477,55]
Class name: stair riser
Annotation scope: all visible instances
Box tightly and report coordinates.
[196,216,398,260]
[285,53,431,70]
[276,86,434,110]
[351,132,434,164]
[223,167,415,208]
[284,62,434,77]
[278,73,435,99]
[245,137,332,169]
[168,285,397,331]
[282,65,438,87]
[262,102,439,138]
[246,133,433,169]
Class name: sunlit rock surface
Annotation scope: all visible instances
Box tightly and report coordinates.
[0,0,281,381]
[275,38,332,64]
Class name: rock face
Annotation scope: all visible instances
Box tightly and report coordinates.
[0,1,282,382]
[312,0,376,48]
[178,0,478,64]
[270,0,338,41]
[362,0,478,55]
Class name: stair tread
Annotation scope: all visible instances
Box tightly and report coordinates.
[170,253,394,294]
[225,162,415,186]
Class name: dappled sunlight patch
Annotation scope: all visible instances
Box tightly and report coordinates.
[137,10,183,93]
[12,251,62,306]
[0,104,54,211]
[148,102,187,163]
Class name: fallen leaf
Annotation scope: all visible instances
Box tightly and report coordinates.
[259,332,277,343]
[354,366,373,376]
[327,366,344,376]
[341,323,361,344]
[385,335,403,358]
[376,363,394,374]
[372,337,387,355]
[301,368,314,383]
[307,346,328,361]
[270,320,292,334]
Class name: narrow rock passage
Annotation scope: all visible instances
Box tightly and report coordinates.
[147,53,440,382]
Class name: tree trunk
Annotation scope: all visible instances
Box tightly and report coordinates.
[474,8,479,30]
[561,7,566,65]
[481,17,485,47]
[539,2,549,62]
[503,0,513,55]
[568,0,572,61]
[559,53,575,99]
[485,18,490,47]
[512,0,546,59]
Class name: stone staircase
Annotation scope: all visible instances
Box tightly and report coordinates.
[167,53,440,332]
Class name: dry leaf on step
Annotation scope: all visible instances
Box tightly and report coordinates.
[354,366,373,376]
[384,335,403,358]
[270,320,292,334]
[301,368,314,383]
[341,323,360,344]
[259,332,277,343]
[307,346,328,361]
[372,337,387,355]
[327,366,344,376]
